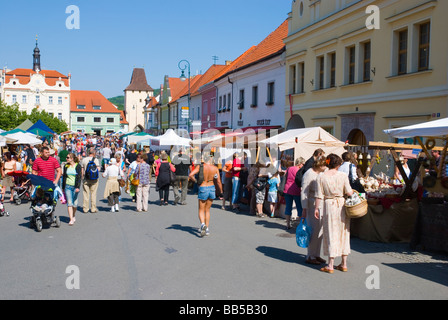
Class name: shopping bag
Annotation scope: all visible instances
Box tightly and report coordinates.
[60,191,67,204]
[296,218,312,248]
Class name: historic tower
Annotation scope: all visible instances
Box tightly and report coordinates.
[124,68,153,132]
[33,36,41,72]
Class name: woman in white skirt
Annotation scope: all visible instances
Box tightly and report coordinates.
[103,158,124,212]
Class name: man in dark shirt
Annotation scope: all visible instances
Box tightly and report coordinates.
[125,146,138,166]
[172,150,190,205]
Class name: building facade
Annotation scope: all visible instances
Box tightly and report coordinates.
[70,90,123,135]
[215,20,288,131]
[0,40,71,126]
[284,0,448,144]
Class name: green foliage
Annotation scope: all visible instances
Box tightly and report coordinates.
[0,100,69,134]
[108,96,124,110]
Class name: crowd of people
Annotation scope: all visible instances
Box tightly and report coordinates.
[1,132,368,274]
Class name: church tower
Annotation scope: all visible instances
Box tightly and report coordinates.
[33,36,41,72]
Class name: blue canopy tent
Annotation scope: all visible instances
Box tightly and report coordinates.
[27,120,55,135]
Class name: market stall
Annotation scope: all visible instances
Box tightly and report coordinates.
[383,117,448,253]
[260,127,346,161]
[149,129,192,150]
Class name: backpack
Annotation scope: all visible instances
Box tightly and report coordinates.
[85,157,99,181]
[294,167,304,188]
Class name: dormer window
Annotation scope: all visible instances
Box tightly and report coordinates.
[93,105,101,110]
[77,105,86,109]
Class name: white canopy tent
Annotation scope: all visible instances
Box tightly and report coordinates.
[150,129,192,149]
[5,131,42,146]
[127,133,153,145]
[0,135,17,147]
[384,117,448,138]
[260,127,346,160]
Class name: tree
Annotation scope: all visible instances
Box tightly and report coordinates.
[27,108,69,134]
[0,100,69,133]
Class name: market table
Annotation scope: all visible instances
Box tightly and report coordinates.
[410,201,448,254]
[351,198,419,243]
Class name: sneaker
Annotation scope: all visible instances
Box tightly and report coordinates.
[205,228,210,236]
[111,206,115,213]
[199,223,206,237]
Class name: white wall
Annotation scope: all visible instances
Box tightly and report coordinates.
[216,54,286,130]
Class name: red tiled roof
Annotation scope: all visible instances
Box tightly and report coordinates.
[119,110,129,124]
[70,90,121,114]
[190,64,228,97]
[5,68,69,86]
[215,19,288,81]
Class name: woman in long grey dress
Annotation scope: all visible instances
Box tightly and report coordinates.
[314,154,354,274]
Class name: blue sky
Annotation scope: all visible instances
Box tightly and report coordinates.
[0,0,291,98]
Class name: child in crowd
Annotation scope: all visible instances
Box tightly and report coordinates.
[267,172,280,218]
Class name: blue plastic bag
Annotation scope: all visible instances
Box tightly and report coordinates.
[296,218,312,248]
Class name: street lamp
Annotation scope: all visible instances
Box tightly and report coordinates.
[178,59,191,132]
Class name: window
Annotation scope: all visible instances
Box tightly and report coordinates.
[418,22,430,71]
[219,96,222,113]
[227,93,231,111]
[22,95,27,104]
[58,113,62,120]
[363,41,371,82]
[93,105,101,110]
[49,96,53,104]
[77,117,85,122]
[107,118,114,123]
[223,93,227,111]
[318,56,325,90]
[58,97,63,105]
[251,86,258,107]
[299,62,305,93]
[211,98,216,115]
[299,1,304,17]
[238,89,245,109]
[398,29,408,75]
[290,64,297,94]
[94,117,101,123]
[12,95,17,104]
[330,53,336,88]
[35,95,40,105]
[267,82,275,105]
[77,105,86,109]
[348,46,356,84]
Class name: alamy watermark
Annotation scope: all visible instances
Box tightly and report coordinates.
[66,265,80,290]
[66,5,80,30]
[365,265,380,290]
[366,5,380,30]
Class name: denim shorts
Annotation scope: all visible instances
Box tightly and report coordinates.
[65,185,79,207]
[198,185,216,201]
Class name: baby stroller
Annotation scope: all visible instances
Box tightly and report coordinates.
[27,175,61,232]
[7,171,33,205]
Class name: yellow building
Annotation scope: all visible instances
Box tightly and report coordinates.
[284,0,448,145]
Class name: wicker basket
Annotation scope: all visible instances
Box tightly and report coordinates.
[345,191,368,218]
